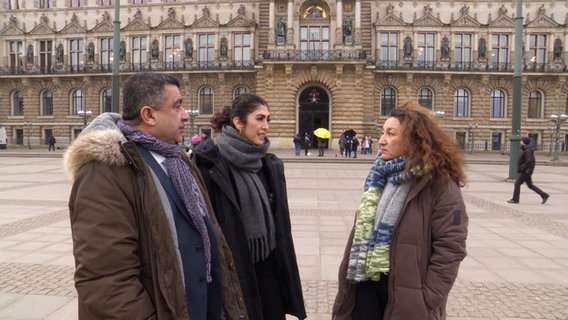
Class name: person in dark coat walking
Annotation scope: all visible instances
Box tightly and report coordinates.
[507,137,550,204]
[48,135,56,151]
[193,93,306,320]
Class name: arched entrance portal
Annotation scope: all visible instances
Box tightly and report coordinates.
[298,86,330,148]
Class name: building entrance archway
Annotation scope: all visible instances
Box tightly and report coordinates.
[298,86,330,148]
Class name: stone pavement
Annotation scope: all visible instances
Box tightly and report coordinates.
[0,148,567,320]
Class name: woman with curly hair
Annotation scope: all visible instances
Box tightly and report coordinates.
[333,101,469,320]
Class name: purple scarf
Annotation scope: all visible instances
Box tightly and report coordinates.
[118,121,212,282]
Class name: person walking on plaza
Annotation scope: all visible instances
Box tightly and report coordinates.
[507,137,550,204]
[63,72,246,320]
[193,93,307,320]
[317,137,326,157]
[293,133,302,156]
[48,135,56,151]
[304,132,311,156]
[333,101,468,320]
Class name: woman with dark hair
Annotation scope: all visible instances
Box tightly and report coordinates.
[333,101,469,320]
[193,93,306,320]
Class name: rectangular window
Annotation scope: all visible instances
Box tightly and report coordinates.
[100,38,113,71]
[42,92,53,116]
[132,36,148,66]
[380,32,398,68]
[165,35,181,68]
[70,0,84,7]
[38,0,51,8]
[491,34,509,70]
[528,34,546,71]
[132,0,147,3]
[9,41,23,71]
[417,33,435,68]
[39,40,52,73]
[9,0,19,9]
[101,0,113,5]
[454,33,472,69]
[233,33,251,67]
[69,39,84,71]
[299,26,330,59]
[198,34,215,67]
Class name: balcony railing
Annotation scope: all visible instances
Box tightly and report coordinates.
[1,54,566,75]
[0,60,255,75]
[375,59,566,73]
[262,49,368,61]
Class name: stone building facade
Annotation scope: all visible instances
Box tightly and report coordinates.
[1,0,567,151]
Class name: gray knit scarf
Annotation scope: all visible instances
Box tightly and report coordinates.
[117,120,212,282]
[216,126,276,263]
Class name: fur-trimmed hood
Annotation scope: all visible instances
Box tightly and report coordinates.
[63,112,129,182]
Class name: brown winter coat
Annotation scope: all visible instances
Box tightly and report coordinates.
[333,175,468,320]
[63,114,247,320]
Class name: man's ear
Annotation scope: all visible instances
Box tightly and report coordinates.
[139,106,156,126]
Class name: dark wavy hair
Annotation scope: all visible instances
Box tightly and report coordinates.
[122,72,180,123]
[389,101,467,187]
[210,93,269,133]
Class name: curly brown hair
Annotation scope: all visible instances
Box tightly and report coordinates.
[389,101,467,187]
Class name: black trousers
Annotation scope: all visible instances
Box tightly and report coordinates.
[353,275,389,320]
[512,172,547,202]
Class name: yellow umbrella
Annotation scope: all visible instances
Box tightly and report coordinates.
[313,128,331,139]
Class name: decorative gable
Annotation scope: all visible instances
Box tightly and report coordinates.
[0,23,25,36]
[226,15,256,28]
[123,18,151,32]
[60,21,86,34]
[376,13,405,27]
[414,14,443,27]
[29,23,54,35]
[527,15,559,28]
[92,20,113,33]
[489,15,515,28]
[451,15,480,27]
[192,15,219,28]
[156,17,185,30]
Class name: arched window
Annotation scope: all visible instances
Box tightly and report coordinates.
[72,89,85,115]
[490,89,506,118]
[199,87,214,115]
[12,91,24,116]
[381,87,396,116]
[454,88,469,118]
[418,88,433,109]
[527,90,542,119]
[41,90,53,116]
[101,89,112,113]
[233,86,249,99]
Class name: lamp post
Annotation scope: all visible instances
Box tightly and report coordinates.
[550,114,568,161]
[24,122,32,149]
[187,108,200,137]
[468,123,479,154]
[77,110,93,129]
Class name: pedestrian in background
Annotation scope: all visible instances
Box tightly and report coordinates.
[64,72,245,320]
[507,137,550,204]
[333,101,468,320]
[193,93,306,320]
[317,137,326,157]
[304,133,311,156]
[48,135,56,151]
[293,133,302,156]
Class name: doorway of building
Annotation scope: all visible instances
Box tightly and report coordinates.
[298,86,329,149]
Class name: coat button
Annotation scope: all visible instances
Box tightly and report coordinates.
[199,276,206,283]
[195,245,203,251]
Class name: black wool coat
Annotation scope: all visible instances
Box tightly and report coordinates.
[193,147,307,320]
